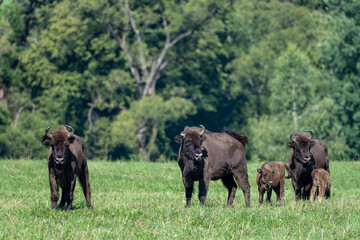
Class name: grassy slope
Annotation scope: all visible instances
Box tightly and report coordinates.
[0,160,359,239]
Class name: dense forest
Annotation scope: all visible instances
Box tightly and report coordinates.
[0,0,359,161]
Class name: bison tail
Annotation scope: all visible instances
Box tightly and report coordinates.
[222,129,249,145]
[284,163,294,179]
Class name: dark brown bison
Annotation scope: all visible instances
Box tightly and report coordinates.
[256,161,293,206]
[287,130,329,201]
[175,125,250,207]
[310,168,331,202]
[42,125,91,211]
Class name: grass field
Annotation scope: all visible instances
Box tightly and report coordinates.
[0,159,359,239]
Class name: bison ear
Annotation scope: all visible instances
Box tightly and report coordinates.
[309,140,315,147]
[257,168,262,174]
[272,169,276,174]
[287,142,295,148]
[42,135,51,146]
[200,135,206,143]
[174,135,183,144]
[68,136,75,144]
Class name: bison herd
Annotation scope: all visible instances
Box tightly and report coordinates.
[42,125,331,211]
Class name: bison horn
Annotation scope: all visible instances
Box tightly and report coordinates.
[65,124,75,138]
[289,129,295,141]
[305,130,313,139]
[45,125,52,138]
[199,125,205,136]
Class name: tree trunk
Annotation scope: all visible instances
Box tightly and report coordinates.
[108,0,229,159]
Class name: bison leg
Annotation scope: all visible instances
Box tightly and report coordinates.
[64,179,76,212]
[292,178,301,201]
[309,184,317,202]
[182,176,194,207]
[258,187,265,205]
[303,182,312,200]
[198,173,211,206]
[49,169,59,210]
[59,190,66,208]
[273,185,282,207]
[232,169,251,207]
[325,186,331,199]
[317,185,326,203]
[221,175,237,206]
[266,189,272,206]
[79,165,91,208]
[278,178,285,206]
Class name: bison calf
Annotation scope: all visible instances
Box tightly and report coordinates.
[310,169,331,202]
[42,125,91,211]
[256,161,292,206]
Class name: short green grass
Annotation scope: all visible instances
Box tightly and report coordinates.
[0,160,359,239]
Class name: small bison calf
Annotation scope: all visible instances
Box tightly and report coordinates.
[310,169,331,202]
[256,161,292,206]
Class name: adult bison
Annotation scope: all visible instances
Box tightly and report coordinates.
[175,125,250,207]
[287,130,329,201]
[42,125,91,211]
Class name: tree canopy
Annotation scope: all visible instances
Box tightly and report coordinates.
[0,0,358,161]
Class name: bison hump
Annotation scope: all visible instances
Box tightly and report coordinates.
[222,129,249,145]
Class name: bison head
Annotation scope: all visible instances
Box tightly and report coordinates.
[175,125,206,161]
[257,167,275,190]
[287,130,315,165]
[42,125,75,166]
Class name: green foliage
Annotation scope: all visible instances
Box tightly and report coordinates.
[0,0,359,160]
[248,116,292,162]
[0,112,49,158]
[299,98,350,159]
[0,103,11,132]
[0,160,359,238]
[270,44,317,116]
[109,95,196,160]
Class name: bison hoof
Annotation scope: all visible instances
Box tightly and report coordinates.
[52,203,57,210]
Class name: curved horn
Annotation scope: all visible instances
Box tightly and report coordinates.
[199,125,205,136]
[65,124,75,138]
[289,129,295,141]
[45,125,52,138]
[304,130,313,139]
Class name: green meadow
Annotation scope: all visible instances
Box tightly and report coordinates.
[0,160,359,239]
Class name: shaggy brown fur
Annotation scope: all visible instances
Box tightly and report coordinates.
[310,169,331,202]
[175,126,250,207]
[287,131,329,201]
[256,161,293,206]
[42,125,91,211]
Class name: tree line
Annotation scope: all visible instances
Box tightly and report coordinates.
[0,0,359,161]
